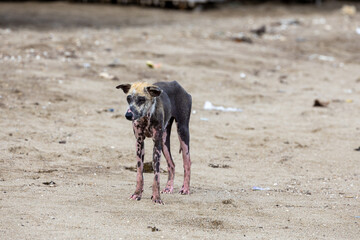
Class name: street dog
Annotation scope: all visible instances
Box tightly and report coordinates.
[116,81,192,204]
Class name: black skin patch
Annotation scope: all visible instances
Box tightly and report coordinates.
[177,126,190,153]
[134,116,149,131]
[136,142,144,158]
[152,127,162,174]
[136,96,146,105]
[128,95,146,106]
[155,162,160,173]
[152,152,161,172]
[131,107,140,118]
[127,95,132,104]
[136,138,144,175]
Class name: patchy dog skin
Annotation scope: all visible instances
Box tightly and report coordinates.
[116,81,192,204]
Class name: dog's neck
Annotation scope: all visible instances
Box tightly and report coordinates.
[149,98,157,117]
[143,97,157,121]
[133,98,157,138]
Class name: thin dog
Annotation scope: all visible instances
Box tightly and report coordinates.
[116,81,192,204]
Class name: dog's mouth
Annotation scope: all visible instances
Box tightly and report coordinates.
[125,107,148,121]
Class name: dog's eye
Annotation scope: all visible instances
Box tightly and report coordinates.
[126,95,132,103]
[136,97,146,105]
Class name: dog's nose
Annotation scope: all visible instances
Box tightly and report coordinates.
[125,111,133,120]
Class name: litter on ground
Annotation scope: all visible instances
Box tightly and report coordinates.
[309,54,335,62]
[252,186,270,191]
[204,101,243,112]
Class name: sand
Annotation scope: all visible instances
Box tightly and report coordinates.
[0,2,359,239]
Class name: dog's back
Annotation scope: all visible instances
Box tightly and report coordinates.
[154,81,192,122]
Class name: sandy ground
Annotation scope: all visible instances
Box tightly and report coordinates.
[1,2,360,239]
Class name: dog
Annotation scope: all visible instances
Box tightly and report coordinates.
[116,81,192,204]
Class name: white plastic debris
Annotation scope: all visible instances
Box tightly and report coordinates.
[318,55,334,61]
[240,73,247,79]
[99,72,117,80]
[252,186,270,191]
[203,101,243,112]
[200,117,209,121]
[309,54,335,62]
[356,27,360,35]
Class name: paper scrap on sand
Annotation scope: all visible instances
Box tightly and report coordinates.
[99,72,118,80]
[204,101,243,112]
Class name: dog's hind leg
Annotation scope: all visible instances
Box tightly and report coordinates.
[173,93,192,195]
[161,117,175,194]
[177,121,191,195]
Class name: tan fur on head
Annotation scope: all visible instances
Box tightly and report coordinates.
[117,82,162,97]
[129,82,152,95]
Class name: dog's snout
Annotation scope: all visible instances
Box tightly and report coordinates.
[125,111,133,120]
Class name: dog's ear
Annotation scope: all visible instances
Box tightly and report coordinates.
[146,86,162,97]
[116,84,131,94]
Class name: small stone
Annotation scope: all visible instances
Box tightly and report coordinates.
[313,99,329,107]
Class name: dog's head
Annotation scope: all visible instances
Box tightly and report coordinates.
[116,82,162,121]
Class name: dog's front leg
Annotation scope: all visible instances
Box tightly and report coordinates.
[151,128,163,204]
[130,127,145,201]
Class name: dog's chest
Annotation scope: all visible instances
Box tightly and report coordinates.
[143,127,153,138]
[133,118,153,138]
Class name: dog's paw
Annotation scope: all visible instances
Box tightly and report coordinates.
[161,186,174,194]
[179,186,190,195]
[151,195,164,205]
[130,193,142,201]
